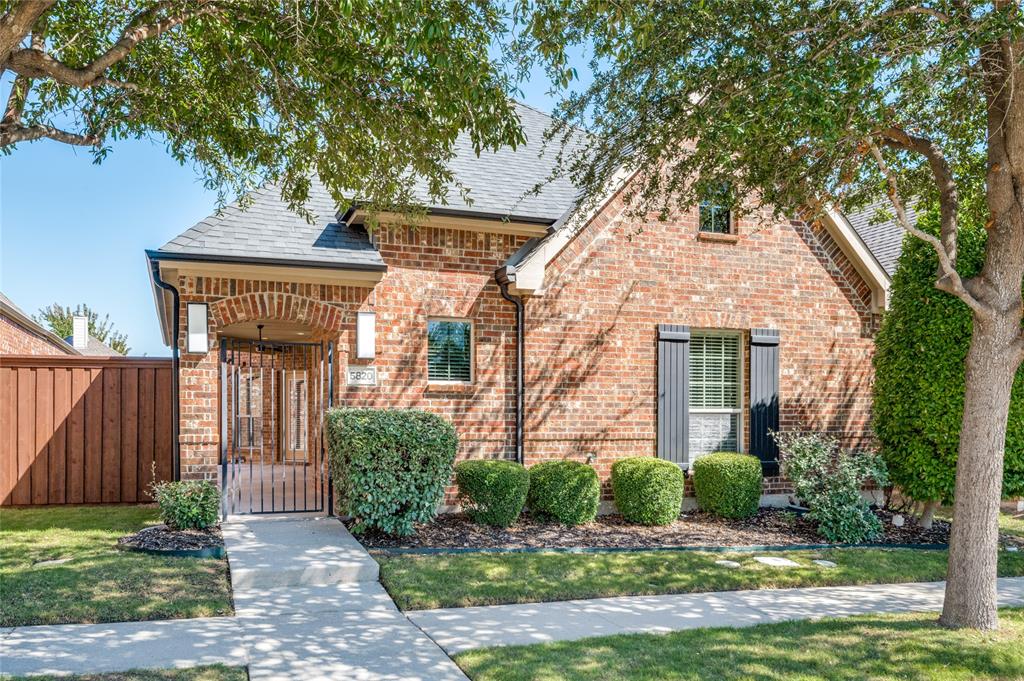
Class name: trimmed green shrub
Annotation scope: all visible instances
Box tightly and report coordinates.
[874,205,1024,508]
[775,432,889,544]
[151,479,220,530]
[611,457,685,525]
[455,460,530,527]
[692,452,763,519]
[527,460,600,526]
[326,408,457,536]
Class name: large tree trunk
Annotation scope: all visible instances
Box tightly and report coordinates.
[939,314,1019,629]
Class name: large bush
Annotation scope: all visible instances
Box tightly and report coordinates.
[527,460,600,526]
[327,408,457,536]
[611,457,685,525]
[776,432,888,544]
[151,479,220,530]
[455,460,530,527]
[874,205,1024,508]
[691,452,762,519]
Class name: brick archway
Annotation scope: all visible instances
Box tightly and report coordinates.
[210,292,343,337]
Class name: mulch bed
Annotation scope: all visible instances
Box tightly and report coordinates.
[351,508,964,551]
[117,524,224,552]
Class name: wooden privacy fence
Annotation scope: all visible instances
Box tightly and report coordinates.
[1,355,174,506]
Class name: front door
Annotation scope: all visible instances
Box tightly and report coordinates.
[220,338,329,516]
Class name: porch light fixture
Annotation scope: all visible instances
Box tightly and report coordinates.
[356,311,375,359]
[186,303,209,353]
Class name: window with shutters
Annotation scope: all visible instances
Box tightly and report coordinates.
[689,331,742,458]
[427,319,473,383]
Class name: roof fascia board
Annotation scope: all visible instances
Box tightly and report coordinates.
[146,249,387,273]
[156,257,384,289]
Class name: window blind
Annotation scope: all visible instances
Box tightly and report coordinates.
[428,320,472,382]
[689,333,741,457]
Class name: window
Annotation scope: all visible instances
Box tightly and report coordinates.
[699,184,733,234]
[286,373,307,454]
[689,332,742,458]
[428,319,473,383]
[236,371,262,449]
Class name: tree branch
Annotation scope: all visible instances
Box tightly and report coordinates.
[3,2,221,88]
[0,0,54,65]
[2,74,30,126]
[865,138,987,316]
[0,123,99,148]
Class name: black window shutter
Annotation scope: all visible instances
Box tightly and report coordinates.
[749,328,780,474]
[657,325,690,467]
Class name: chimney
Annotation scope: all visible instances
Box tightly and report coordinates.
[72,316,88,350]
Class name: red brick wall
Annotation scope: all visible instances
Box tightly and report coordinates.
[0,315,70,356]
[522,192,879,498]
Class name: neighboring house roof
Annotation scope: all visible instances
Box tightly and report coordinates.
[845,199,914,277]
[0,291,79,355]
[63,334,121,357]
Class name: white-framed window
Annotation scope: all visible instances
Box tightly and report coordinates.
[427,318,473,383]
[689,331,743,458]
[236,371,262,450]
[699,183,733,234]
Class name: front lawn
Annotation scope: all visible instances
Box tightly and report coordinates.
[455,607,1024,681]
[380,547,1024,611]
[6,666,247,681]
[0,505,233,627]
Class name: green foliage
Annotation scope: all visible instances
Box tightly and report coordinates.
[3,3,525,214]
[874,207,1024,504]
[35,303,129,355]
[527,461,600,526]
[150,480,220,530]
[327,408,457,536]
[775,433,888,544]
[455,460,530,528]
[691,452,762,519]
[611,457,684,525]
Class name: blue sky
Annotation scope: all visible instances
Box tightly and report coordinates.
[0,53,588,357]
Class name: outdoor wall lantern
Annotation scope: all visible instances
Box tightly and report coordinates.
[356,311,375,359]
[186,303,209,353]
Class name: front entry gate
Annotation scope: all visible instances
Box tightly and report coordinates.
[220,337,332,516]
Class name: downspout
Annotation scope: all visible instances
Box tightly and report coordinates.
[495,265,525,465]
[150,258,181,481]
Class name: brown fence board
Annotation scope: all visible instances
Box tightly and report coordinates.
[0,356,173,506]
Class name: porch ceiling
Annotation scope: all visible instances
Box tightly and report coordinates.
[219,320,317,342]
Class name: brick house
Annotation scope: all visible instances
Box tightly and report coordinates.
[146,102,902,514]
[1,291,78,356]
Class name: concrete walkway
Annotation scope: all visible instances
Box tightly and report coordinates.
[408,576,1024,654]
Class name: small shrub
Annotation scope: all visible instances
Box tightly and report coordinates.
[455,460,530,527]
[527,460,600,526]
[692,452,763,519]
[327,408,457,536]
[775,431,889,544]
[611,457,685,525]
[151,479,220,530]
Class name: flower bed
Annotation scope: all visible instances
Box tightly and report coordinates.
[348,508,977,552]
[118,524,225,558]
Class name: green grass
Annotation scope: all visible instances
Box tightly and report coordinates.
[379,547,1024,611]
[999,511,1024,539]
[455,608,1024,681]
[5,665,247,681]
[0,505,233,627]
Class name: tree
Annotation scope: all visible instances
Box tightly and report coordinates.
[874,205,1024,527]
[517,0,1024,629]
[36,302,130,355]
[0,1,525,213]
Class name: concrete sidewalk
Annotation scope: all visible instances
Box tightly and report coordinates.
[408,576,1024,654]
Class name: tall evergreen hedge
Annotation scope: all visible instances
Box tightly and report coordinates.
[873,207,1024,506]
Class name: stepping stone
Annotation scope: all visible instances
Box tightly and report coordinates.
[813,560,838,568]
[715,560,742,568]
[33,558,71,567]
[753,556,801,568]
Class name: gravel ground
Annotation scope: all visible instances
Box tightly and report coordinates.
[350,508,964,551]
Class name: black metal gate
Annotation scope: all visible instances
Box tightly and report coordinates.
[219,337,331,516]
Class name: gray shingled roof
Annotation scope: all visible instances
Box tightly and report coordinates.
[846,199,914,276]
[157,102,584,266]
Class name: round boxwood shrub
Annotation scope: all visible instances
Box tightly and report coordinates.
[455,459,530,527]
[611,457,685,525]
[527,460,600,526]
[151,479,220,530]
[692,452,762,519]
[327,408,457,536]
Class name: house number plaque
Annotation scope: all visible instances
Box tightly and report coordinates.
[346,365,377,386]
